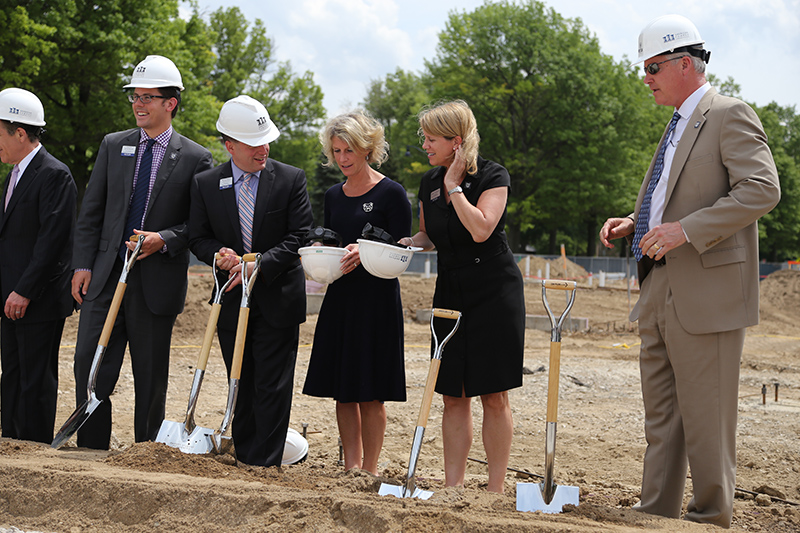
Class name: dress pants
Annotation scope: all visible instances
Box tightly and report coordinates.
[217,302,297,467]
[635,264,744,528]
[73,258,176,449]
[1,317,64,443]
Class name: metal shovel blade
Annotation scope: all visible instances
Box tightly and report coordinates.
[378,483,434,500]
[155,419,216,454]
[51,394,102,449]
[516,482,579,513]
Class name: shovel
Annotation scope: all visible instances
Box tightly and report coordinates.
[517,279,580,513]
[211,253,262,457]
[51,235,146,449]
[379,308,462,499]
[155,252,243,453]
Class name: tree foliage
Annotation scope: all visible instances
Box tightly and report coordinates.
[0,0,325,204]
[423,0,658,254]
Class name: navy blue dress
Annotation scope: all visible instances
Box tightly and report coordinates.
[419,157,525,397]
[303,177,411,403]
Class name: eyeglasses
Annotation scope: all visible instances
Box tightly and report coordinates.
[644,55,687,76]
[127,94,169,104]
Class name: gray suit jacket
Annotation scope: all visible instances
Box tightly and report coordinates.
[632,88,780,334]
[74,128,213,315]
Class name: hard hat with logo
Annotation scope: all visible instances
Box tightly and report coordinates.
[634,14,710,65]
[216,95,280,146]
[0,88,46,127]
[282,428,308,465]
[123,55,184,91]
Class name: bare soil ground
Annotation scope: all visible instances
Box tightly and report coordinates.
[0,265,798,532]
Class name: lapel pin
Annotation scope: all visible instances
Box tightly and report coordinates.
[694,121,700,128]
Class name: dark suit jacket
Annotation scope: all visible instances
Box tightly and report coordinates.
[189,159,313,329]
[73,128,213,315]
[0,146,76,322]
[632,88,780,334]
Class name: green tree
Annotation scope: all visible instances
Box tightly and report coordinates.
[755,103,800,261]
[424,0,660,255]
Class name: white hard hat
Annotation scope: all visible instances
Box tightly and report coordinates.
[282,428,308,465]
[357,239,421,279]
[216,95,280,146]
[634,14,707,65]
[299,246,347,284]
[0,88,46,127]
[123,55,184,91]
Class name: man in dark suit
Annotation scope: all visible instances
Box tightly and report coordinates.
[0,88,77,444]
[190,95,312,466]
[71,56,213,449]
[599,15,780,527]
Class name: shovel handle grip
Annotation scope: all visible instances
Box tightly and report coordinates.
[546,341,561,423]
[416,358,441,427]
[196,303,222,371]
[432,308,460,319]
[213,253,258,262]
[241,253,259,262]
[542,279,576,290]
[230,307,250,380]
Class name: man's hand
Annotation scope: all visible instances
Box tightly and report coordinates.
[599,217,634,249]
[640,221,687,260]
[72,270,92,304]
[126,229,166,260]
[215,247,239,271]
[4,292,30,320]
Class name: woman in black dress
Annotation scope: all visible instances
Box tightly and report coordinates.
[303,111,410,475]
[398,100,525,493]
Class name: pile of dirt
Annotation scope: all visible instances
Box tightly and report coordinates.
[757,269,800,332]
[517,255,590,282]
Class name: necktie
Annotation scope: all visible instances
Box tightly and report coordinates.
[239,173,256,253]
[4,165,20,211]
[120,138,156,259]
[632,111,681,261]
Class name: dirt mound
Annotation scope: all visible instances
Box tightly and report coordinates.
[518,255,590,281]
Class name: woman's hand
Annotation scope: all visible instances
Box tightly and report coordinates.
[340,243,361,274]
[443,146,467,192]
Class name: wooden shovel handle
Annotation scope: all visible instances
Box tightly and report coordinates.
[213,252,258,262]
[98,282,126,348]
[196,303,222,372]
[546,341,561,423]
[432,308,460,319]
[230,307,250,380]
[416,358,442,427]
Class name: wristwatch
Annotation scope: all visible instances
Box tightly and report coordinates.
[447,185,463,197]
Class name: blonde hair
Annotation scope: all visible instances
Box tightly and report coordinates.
[417,99,480,174]
[319,110,389,168]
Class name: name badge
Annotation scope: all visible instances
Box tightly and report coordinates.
[431,188,441,201]
[219,177,233,190]
[121,145,136,157]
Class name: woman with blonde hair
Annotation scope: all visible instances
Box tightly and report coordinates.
[398,100,525,493]
[303,110,411,475]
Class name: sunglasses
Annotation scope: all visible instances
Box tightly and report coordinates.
[644,55,687,75]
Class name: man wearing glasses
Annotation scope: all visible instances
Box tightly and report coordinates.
[599,15,779,528]
[71,55,213,449]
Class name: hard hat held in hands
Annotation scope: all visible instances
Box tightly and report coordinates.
[299,227,347,285]
[0,88,46,127]
[124,55,184,91]
[357,223,422,280]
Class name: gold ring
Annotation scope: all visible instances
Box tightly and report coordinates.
[653,244,660,251]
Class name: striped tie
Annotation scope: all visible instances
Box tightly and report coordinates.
[632,111,681,261]
[4,165,20,211]
[239,173,256,253]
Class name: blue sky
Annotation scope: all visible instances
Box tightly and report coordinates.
[188,0,799,116]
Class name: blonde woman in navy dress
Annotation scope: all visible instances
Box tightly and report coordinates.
[398,100,525,493]
[303,111,410,475]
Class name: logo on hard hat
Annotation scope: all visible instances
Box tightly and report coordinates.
[135,66,147,74]
[256,116,267,129]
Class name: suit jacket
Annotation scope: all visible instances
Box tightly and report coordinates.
[0,146,77,323]
[73,128,213,315]
[633,88,780,334]
[189,159,313,329]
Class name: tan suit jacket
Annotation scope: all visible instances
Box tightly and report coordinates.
[633,88,780,334]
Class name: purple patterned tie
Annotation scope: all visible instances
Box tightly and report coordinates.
[632,111,681,261]
[4,165,20,211]
[239,173,256,253]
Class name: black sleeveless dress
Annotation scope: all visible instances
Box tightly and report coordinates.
[419,157,525,397]
[302,178,411,403]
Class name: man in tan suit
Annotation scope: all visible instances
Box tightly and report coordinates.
[599,15,780,528]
